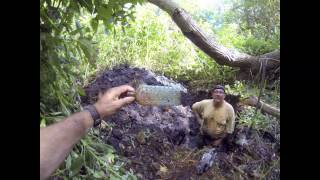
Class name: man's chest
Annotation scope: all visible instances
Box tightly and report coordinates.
[202,106,228,124]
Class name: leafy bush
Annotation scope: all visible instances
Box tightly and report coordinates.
[40,0,145,115]
[41,0,144,179]
[238,107,271,130]
[53,129,137,179]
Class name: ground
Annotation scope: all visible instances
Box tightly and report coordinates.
[81,64,280,179]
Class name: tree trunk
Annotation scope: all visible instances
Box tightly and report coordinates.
[148,0,280,76]
[241,96,280,119]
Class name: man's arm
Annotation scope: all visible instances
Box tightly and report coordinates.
[225,107,236,134]
[40,85,135,180]
[40,111,93,179]
[192,102,204,129]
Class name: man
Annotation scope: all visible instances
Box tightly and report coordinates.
[192,85,235,147]
[40,85,135,180]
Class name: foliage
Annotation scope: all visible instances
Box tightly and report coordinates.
[223,0,280,55]
[226,80,280,107]
[179,0,280,56]
[226,80,279,130]
[40,0,144,179]
[216,24,279,55]
[238,106,270,130]
[53,129,137,179]
[225,80,248,96]
[224,0,280,40]
[40,0,144,115]
[94,4,239,90]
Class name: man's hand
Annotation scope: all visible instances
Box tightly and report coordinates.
[226,133,233,145]
[193,112,204,133]
[40,85,136,180]
[94,85,135,119]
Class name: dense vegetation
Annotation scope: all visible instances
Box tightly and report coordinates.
[40,0,279,179]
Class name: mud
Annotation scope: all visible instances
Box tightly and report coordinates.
[81,64,280,179]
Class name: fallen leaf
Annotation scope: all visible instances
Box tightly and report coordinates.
[160,165,168,173]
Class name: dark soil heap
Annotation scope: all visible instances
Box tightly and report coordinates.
[81,65,280,179]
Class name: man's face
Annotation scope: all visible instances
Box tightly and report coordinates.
[212,89,225,103]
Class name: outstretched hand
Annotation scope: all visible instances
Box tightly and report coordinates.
[94,85,135,119]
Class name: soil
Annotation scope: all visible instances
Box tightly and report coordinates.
[81,64,280,180]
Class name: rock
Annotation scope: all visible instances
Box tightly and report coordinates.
[151,162,160,171]
[170,128,186,145]
[112,129,123,139]
[143,166,148,172]
[119,143,125,150]
[261,131,277,143]
[106,137,120,152]
[124,146,133,156]
[136,173,144,179]
[235,134,248,146]
[196,148,217,174]
[136,130,146,144]
[121,136,131,146]
[100,121,108,129]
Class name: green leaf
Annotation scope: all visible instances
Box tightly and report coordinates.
[78,0,94,13]
[104,153,115,164]
[40,118,46,127]
[66,155,72,170]
[97,4,112,21]
[69,0,81,14]
[49,112,62,116]
[127,173,137,180]
[78,38,94,64]
[77,86,86,96]
[69,28,83,36]
[93,171,105,178]
[91,142,114,154]
[103,19,114,31]
[84,150,95,168]
[110,174,121,180]
[69,155,83,177]
[90,18,99,34]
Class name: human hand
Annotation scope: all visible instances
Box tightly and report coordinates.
[226,133,233,145]
[94,85,135,119]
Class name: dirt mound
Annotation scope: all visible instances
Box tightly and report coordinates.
[81,65,280,179]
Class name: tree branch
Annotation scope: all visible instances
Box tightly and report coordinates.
[241,96,280,119]
[148,0,280,73]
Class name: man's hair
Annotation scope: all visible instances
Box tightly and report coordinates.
[211,85,225,93]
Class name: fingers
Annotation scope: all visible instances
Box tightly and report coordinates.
[98,91,103,99]
[109,85,135,97]
[116,96,135,107]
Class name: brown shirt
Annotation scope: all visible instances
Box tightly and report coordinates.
[192,99,235,137]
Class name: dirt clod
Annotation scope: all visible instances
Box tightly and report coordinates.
[81,65,280,179]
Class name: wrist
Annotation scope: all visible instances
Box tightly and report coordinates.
[84,105,102,127]
[68,111,94,132]
[93,103,104,118]
[82,111,94,129]
[226,133,233,140]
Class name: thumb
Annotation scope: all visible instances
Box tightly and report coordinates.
[116,96,135,107]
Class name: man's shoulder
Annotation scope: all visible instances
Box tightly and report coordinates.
[224,101,234,110]
[192,99,212,107]
[193,99,212,104]
[199,99,213,105]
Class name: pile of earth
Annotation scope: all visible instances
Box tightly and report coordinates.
[81,64,280,179]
